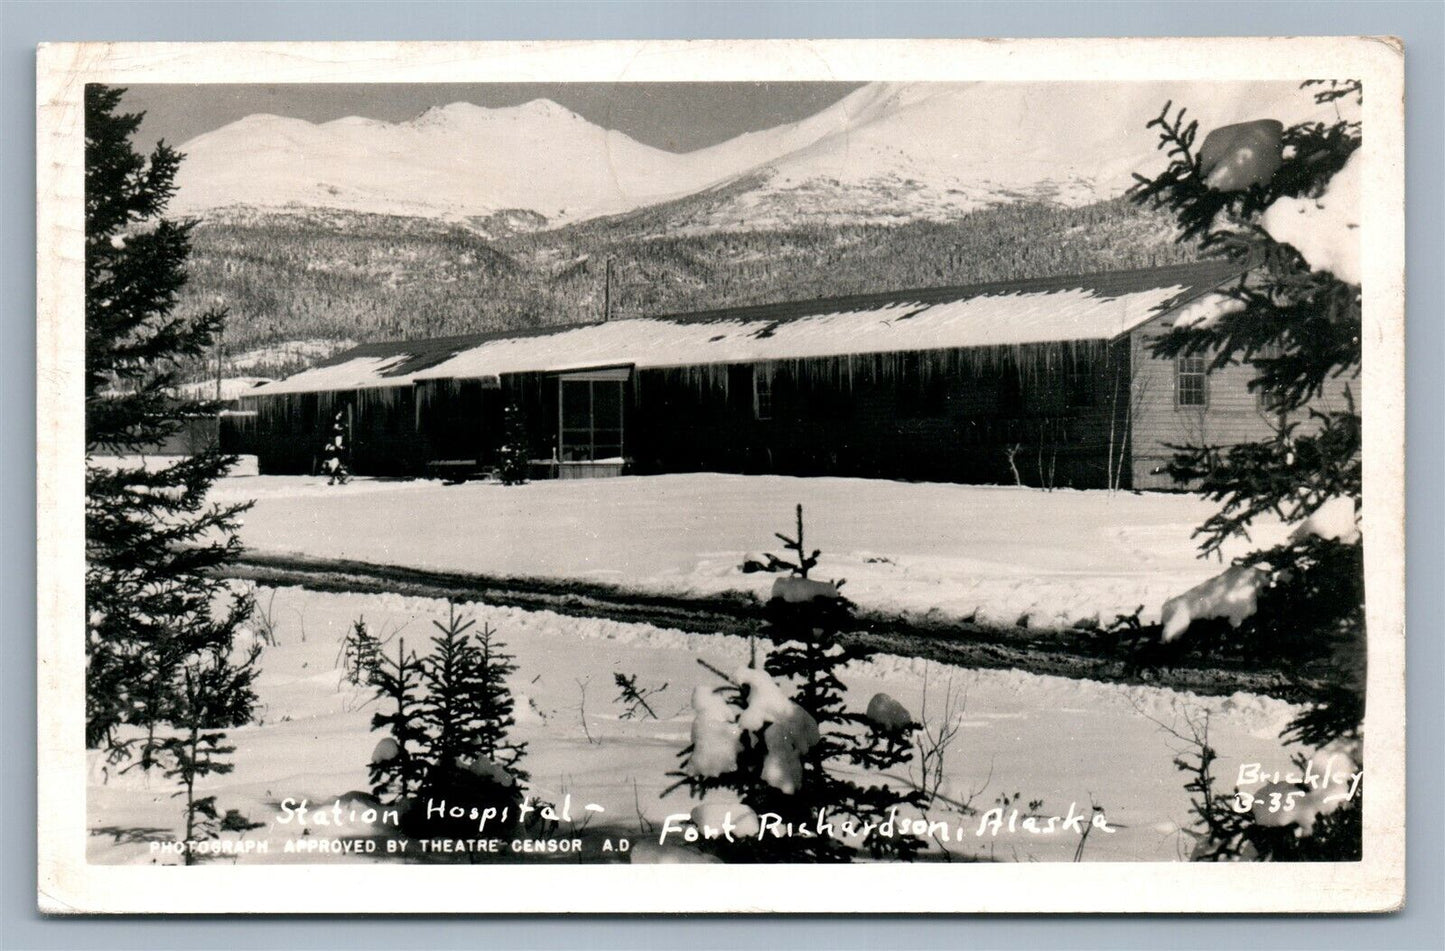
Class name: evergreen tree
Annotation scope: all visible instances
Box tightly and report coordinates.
[1131,81,1364,859]
[670,505,924,862]
[366,607,530,840]
[373,607,528,839]
[339,616,382,686]
[416,605,488,771]
[84,84,260,845]
[367,637,428,801]
[497,401,530,485]
[466,621,530,780]
[321,409,350,484]
[158,660,261,863]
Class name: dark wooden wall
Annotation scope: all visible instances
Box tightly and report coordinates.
[226,386,428,477]
[228,343,1140,489]
[627,345,1131,489]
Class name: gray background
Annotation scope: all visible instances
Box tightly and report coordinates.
[3,2,1440,948]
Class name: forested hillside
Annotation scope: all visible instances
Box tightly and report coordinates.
[181,196,1197,379]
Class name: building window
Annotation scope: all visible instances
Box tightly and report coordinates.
[1254,342,1285,412]
[1176,355,1208,407]
[752,369,773,421]
[559,378,624,462]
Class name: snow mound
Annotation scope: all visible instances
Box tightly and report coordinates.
[770,576,842,604]
[1159,564,1271,643]
[735,666,820,795]
[1169,292,1242,330]
[688,685,743,778]
[1198,120,1284,192]
[370,737,400,764]
[691,802,761,838]
[865,693,914,731]
[463,755,517,788]
[1261,151,1361,285]
[1289,496,1360,545]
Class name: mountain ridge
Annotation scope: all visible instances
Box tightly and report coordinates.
[172,80,1345,232]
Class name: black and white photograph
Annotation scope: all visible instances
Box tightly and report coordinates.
[36,37,1406,914]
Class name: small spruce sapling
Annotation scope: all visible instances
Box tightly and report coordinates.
[613,672,668,720]
[158,656,262,864]
[410,606,525,838]
[367,637,428,802]
[497,401,530,485]
[368,607,531,838]
[468,620,530,782]
[339,616,382,686]
[417,605,484,770]
[670,505,925,862]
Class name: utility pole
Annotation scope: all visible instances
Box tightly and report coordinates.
[603,257,613,322]
[215,321,224,404]
[213,294,225,405]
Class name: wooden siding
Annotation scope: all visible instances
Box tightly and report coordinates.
[226,385,428,477]
[231,327,1357,495]
[1127,313,1360,490]
[626,345,1130,489]
[227,343,1138,488]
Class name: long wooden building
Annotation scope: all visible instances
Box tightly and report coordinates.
[223,260,1342,490]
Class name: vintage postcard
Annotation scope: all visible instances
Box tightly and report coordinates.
[37,38,1405,913]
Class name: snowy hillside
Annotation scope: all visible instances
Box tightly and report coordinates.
[173,81,1348,230]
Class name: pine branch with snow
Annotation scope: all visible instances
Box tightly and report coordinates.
[1131,81,1365,861]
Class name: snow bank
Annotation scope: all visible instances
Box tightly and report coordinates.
[1260,151,1361,285]
[1289,496,1360,545]
[1159,564,1271,643]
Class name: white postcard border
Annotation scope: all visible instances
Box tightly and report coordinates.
[36,37,1406,914]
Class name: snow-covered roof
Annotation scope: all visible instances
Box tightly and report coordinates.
[249,260,1244,397]
[173,376,276,401]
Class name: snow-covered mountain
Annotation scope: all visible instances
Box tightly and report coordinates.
[173,81,1349,231]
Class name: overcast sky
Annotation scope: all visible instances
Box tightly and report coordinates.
[117,83,866,154]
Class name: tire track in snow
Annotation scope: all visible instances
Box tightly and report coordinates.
[223,550,1315,702]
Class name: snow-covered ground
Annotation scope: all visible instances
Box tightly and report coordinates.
[216,473,1292,630]
[88,585,1304,865]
